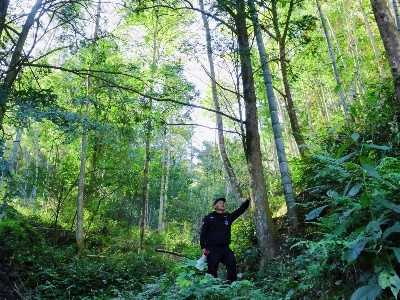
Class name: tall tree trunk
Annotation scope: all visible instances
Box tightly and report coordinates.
[0,128,23,220]
[370,0,400,112]
[199,0,245,204]
[1,0,43,129]
[77,100,89,256]
[140,6,160,247]
[316,0,347,116]
[163,130,171,229]
[270,0,307,157]
[0,0,9,39]
[393,0,400,30]
[248,0,298,229]
[233,0,277,267]
[139,122,151,248]
[157,127,170,232]
[76,0,101,256]
[158,128,166,233]
[358,0,385,75]
[29,122,39,203]
[325,12,347,68]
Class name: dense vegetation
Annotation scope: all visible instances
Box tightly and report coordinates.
[1,0,399,299]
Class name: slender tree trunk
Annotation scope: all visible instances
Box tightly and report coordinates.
[139,124,151,248]
[140,6,160,247]
[248,0,298,228]
[29,122,39,203]
[325,13,347,68]
[0,0,9,39]
[163,130,171,229]
[359,0,385,75]
[234,0,277,267]
[77,100,89,256]
[1,0,43,129]
[158,128,166,233]
[0,128,23,220]
[199,0,245,204]
[370,0,400,112]
[316,0,347,116]
[393,0,400,30]
[76,0,101,256]
[157,127,170,232]
[269,0,307,157]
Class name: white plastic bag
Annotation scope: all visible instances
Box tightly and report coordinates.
[195,254,207,270]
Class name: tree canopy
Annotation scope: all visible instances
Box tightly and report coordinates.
[0,0,400,299]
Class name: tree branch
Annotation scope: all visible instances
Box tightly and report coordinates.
[24,63,245,124]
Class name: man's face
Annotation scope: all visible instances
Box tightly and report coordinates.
[214,200,226,211]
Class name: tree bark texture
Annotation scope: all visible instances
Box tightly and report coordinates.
[1,0,43,129]
[0,127,23,221]
[359,0,385,75]
[158,128,166,233]
[316,0,347,116]
[270,0,307,157]
[234,0,276,265]
[199,0,245,205]
[76,0,102,256]
[248,0,298,228]
[0,0,9,40]
[370,0,400,112]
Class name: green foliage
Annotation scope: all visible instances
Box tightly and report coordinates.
[128,260,268,300]
[0,206,174,299]
[291,129,400,299]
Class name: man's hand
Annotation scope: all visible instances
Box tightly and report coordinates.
[202,248,210,256]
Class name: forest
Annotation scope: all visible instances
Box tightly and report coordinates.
[0,0,399,299]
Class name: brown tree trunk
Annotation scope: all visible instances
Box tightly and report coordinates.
[234,0,276,266]
[1,0,43,129]
[358,0,385,75]
[258,0,307,157]
[76,0,102,256]
[370,0,400,113]
[199,0,245,204]
[158,128,166,233]
[0,127,23,221]
[0,0,9,40]
[139,120,151,248]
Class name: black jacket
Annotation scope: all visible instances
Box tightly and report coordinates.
[200,199,250,249]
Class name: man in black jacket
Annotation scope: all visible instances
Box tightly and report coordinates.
[200,197,250,283]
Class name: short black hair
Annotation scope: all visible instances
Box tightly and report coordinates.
[213,197,226,205]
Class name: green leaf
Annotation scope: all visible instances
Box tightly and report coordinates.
[392,248,400,263]
[365,220,382,240]
[336,152,356,163]
[362,143,391,151]
[343,239,367,263]
[328,123,342,134]
[327,190,339,200]
[334,83,342,94]
[351,133,360,142]
[359,156,374,165]
[362,164,380,178]
[378,267,400,298]
[360,192,370,208]
[337,143,350,158]
[305,205,328,221]
[375,197,400,213]
[350,284,381,300]
[347,184,362,197]
[382,222,400,239]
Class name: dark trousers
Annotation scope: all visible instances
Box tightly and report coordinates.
[206,246,237,282]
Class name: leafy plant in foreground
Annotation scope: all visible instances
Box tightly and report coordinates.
[298,132,400,299]
[126,259,268,300]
